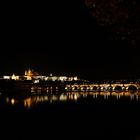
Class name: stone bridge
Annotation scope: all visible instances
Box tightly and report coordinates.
[65,83,140,92]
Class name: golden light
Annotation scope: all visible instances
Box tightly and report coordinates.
[24,98,32,108]
[3,76,10,79]
[6,98,9,103]
[11,73,19,80]
[59,94,67,101]
[11,99,15,105]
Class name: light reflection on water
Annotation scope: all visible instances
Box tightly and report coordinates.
[5,91,140,109]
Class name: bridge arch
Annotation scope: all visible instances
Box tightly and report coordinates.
[128,85,138,91]
[74,86,78,91]
[122,86,126,91]
[82,86,88,91]
[65,86,71,91]
[107,86,112,91]
[114,86,122,91]
[92,86,98,91]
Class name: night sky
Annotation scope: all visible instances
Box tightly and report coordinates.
[0,0,140,80]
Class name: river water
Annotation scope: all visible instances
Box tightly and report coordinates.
[0,91,140,140]
[1,91,140,109]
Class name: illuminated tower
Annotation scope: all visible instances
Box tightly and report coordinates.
[28,68,32,76]
[24,68,39,80]
[24,68,33,80]
[25,70,27,76]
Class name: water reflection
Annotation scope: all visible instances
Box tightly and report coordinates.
[11,98,15,105]
[24,98,32,108]
[5,91,140,109]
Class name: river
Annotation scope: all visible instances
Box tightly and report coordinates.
[0,91,140,140]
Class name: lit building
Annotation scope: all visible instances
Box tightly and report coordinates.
[3,73,19,80]
[24,68,39,80]
[2,68,79,82]
[11,73,19,80]
[3,76,10,80]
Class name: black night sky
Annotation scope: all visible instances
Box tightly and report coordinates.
[1,0,140,80]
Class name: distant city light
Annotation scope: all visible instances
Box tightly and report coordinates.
[2,68,79,82]
[11,73,19,80]
[3,76,10,79]
[34,80,39,83]
[11,99,15,105]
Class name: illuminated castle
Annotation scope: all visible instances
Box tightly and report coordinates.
[2,68,78,82]
[24,68,39,80]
